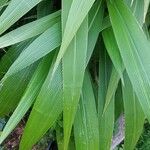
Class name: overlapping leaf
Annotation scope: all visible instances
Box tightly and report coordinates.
[0,11,60,48]
[52,0,97,74]
[62,0,88,148]
[0,53,53,144]
[0,0,43,35]
[19,54,63,150]
[2,22,61,81]
[108,0,150,120]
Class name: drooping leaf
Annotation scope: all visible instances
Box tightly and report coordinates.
[102,0,146,113]
[108,0,150,121]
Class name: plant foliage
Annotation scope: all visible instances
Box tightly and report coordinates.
[0,0,150,149]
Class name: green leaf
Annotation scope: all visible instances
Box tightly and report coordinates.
[0,53,54,144]
[108,0,150,121]
[122,72,145,150]
[0,0,43,35]
[62,7,88,150]
[2,22,61,80]
[102,0,146,113]
[19,55,63,150]
[74,71,99,150]
[13,2,104,147]
[2,1,104,81]
[52,0,97,75]
[0,11,60,48]
[102,28,123,78]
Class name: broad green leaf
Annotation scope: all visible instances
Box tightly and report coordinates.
[74,71,99,150]
[102,0,147,113]
[108,0,150,121]
[0,53,54,144]
[1,2,105,81]
[20,55,63,150]
[62,4,88,149]
[2,22,61,81]
[98,46,114,150]
[122,72,145,150]
[52,0,97,75]
[14,2,103,148]
[0,0,43,35]
[0,11,60,48]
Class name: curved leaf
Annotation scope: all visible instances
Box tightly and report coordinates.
[108,0,150,121]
